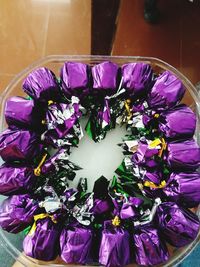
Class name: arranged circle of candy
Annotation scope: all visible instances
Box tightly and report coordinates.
[0,61,200,267]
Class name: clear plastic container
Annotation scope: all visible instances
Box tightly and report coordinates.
[0,55,200,267]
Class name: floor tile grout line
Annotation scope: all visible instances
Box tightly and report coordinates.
[42,4,50,57]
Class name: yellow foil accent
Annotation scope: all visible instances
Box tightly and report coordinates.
[41,119,46,125]
[124,99,132,121]
[158,138,167,157]
[48,100,54,105]
[154,113,160,118]
[149,138,162,148]
[144,180,166,189]
[34,153,48,176]
[112,216,121,227]
[28,213,57,236]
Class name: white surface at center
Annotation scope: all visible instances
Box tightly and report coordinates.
[69,117,127,192]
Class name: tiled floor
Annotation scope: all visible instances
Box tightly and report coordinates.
[0,0,91,93]
[112,0,200,84]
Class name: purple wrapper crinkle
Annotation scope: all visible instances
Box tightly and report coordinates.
[131,140,159,168]
[99,222,130,267]
[23,217,60,261]
[42,98,82,147]
[60,62,89,99]
[23,67,60,102]
[121,62,153,96]
[0,164,36,195]
[155,202,200,247]
[0,194,38,233]
[133,224,169,266]
[0,129,43,162]
[148,71,185,110]
[92,61,119,95]
[159,105,196,138]
[5,96,41,129]
[60,226,92,264]
[167,139,200,170]
[91,198,111,214]
[164,172,200,207]
[142,170,164,199]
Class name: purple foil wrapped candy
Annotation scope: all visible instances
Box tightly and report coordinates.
[156,202,200,247]
[0,164,36,195]
[0,194,38,233]
[60,62,89,99]
[159,105,196,138]
[133,224,169,266]
[142,170,165,199]
[91,198,111,214]
[60,225,92,264]
[121,62,153,96]
[0,129,43,162]
[92,61,119,95]
[164,172,200,207]
[23,214,60,261]
[23,67,60,102]
[148,71,185,110]
[41,148,69,175]
[167,139,200,170]
[42,96,82,148]
[131,139,160,168]
[5,96,41,129]
[99,221,130,267]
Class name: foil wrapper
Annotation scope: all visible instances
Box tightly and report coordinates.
[4,96,42,129]
[60,225,92,264]
[23,216,60,261]
[85,98,113,142]
[131,139,159,168]
[133,224,169,266]
[148,71,185,110]
[156,202,200,247]
[42,96,83,148]
[0,164,36,195]
[99,221,130,267]
[164,171,200,207]
[23,67,60,102]
[121,62,153,96]
[60,62,89,99]
[0,129,43,162]
[92,61,119,95]
[0,194,38,233]
[167,139,200,170]
[159,104,196,138]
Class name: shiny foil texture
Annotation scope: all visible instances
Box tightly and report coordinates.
[42,98,81,147]
[164,171,200,207]
[60,226,92,264]
[23,217,60,261]
[99,222,130,267]
[148,71,185,110]
[121,62,153,96]
[60,62,89,99]
[92,61,119,95]
[4,96,41,129]
[167,139,200,170]
[0,129,43,162]
[0,194,38,233]
[133,224,169,266]
[0,164,36,195]
[23,67,60,102]
[131,140,159,168]
[159,104,196,138]
[156,202,200,247]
